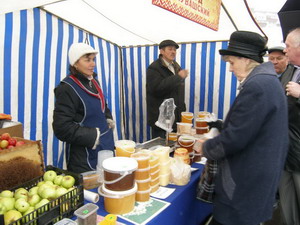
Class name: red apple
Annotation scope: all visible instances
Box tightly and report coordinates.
[7,145,14,149]
[15,141,25,147]
[1,133,11,141]
[8,138,17,146]
[0,140,9,149]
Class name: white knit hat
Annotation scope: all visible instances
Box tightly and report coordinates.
[68,43,98,66]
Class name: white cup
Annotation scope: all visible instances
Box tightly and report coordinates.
[97,150,114,169]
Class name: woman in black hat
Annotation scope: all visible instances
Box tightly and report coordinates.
[194,31,289,225]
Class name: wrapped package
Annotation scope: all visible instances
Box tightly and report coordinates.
[170,158,191,186]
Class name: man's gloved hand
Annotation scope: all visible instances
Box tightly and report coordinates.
[207,119,223,132]
[107,119,115,130]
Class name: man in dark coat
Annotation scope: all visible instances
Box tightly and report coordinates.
[278,27,300,225]
[146,40,188,138]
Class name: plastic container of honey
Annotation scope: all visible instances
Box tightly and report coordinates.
[159,173,170,186]
[176,122,193,135]
[174,148,190,164]
[149,155,159,167]
[168,132,178,141]
[150,182,160,193]
[159,159,171,175]
[115,140,136,157]
[135,166,150,180]
[150,163,159,174]
[150,176,160,186]
[150,169,160,180]
[136,177,151,191]
[131,152,150,169]
[177,135,195,153]
[181,112,194,123]
[98,184,137,214]
[103,157,138,191]
[153,147,170,163]
[136,188,151,202]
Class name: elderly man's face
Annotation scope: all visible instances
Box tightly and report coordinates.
[285,33,300,66]
[268,51,289,74]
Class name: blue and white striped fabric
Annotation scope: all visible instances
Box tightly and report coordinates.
[0,7,238,168]
[0,8,123,168]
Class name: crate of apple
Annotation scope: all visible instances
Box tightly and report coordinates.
[0,133,25,150]
[0,166,83,225]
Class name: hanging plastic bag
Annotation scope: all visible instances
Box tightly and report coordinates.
[155,98,176,132]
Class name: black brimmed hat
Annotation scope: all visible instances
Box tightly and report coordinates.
[159,40,179,49]
[219,31,267,63]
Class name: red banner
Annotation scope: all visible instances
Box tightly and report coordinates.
[152,0,221,31]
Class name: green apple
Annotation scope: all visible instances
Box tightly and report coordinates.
[0,190,14,198]
[61,175,75,189]
[14,198,30,213]
[14,188,28,200]
[37,181,45,187]
[45,181,54,186]
[53,175,64,186]
[4,210,22,225]
[55,187,68,199]
[34,199,49,213]
[37,184,52,197]
[28,186,39,197]
[40,186,56,200]
[0,197,15,211]
[28,194,41,207]
[0,202,7,214]
[43,170,57,182]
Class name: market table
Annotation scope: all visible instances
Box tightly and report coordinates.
[87,162,213,225]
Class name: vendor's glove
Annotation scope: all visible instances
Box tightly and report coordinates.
[207,119,223,132]
[107,119,115,130]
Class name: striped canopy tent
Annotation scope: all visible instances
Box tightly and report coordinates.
[0,0,284,168]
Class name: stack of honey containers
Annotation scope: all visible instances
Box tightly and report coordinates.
[153,147,171,186]
[130,152,151,202]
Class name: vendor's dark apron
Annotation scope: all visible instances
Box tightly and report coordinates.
[63,75,114,170]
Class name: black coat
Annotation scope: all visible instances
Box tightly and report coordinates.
[52,72,113,173]
[146,56,186,130]
[280,64,300,172]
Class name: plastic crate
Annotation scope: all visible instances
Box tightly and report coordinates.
[0,165,84,225]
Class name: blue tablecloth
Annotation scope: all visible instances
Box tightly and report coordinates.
[93,162,213,225]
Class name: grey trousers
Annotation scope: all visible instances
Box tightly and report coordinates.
[279,170,300,225]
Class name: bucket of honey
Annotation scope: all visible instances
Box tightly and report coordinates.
[115,140,136,157]
[103,157,138,191]
[181,112,194,123]
[174,148,190,164]
[98,183,137,214]
[130,152,150,169]
[177,135,195,153]
[159,159,171,175]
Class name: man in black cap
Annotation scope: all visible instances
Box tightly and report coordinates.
[278,27,300,225]
[268,46,291,77]
[146,39,189,138]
